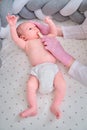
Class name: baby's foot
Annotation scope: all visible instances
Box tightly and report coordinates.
[20,107,37,118]
[50,105,61,119]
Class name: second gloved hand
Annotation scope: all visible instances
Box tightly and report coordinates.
[42,36,73,67]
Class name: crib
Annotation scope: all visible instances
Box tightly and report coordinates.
[0,19,87,130]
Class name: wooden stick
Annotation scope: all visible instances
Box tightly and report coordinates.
[38,32,43,38]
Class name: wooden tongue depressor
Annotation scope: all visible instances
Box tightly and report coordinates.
[38,32,43,38]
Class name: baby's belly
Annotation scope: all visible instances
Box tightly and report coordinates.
[28,50,56,66]
[26,39,56,66]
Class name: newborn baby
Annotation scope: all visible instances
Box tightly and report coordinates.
[6,14,66,119]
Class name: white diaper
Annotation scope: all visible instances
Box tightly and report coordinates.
[30,63,59,94]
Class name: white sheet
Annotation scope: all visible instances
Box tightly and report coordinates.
[0,19,87,130]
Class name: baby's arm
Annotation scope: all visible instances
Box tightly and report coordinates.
[6,14,26,50]
[44,17,57,36]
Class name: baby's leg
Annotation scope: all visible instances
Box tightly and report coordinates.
[50,71,66,119]
[20,75,39,118]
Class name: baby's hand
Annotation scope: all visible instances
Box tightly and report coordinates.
[44,16,52,24]
[6,14,18,26]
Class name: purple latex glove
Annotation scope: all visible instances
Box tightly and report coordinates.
[42,36,73,66]
[30,21,49,35]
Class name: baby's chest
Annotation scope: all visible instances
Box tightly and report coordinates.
[27,39,44,50]
[25,39,44,54]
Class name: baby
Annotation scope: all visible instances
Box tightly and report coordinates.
[6,14,66,119]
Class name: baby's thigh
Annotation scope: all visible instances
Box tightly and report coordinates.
[54,71,66,89]
[27,75,39,91]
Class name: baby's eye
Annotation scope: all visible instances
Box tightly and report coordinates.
[29,28,32,30]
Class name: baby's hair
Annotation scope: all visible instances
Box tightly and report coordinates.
[16,23,24,37]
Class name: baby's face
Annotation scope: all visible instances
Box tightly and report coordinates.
[20,22,40,40]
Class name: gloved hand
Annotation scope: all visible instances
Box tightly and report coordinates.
[42,36,73,66]
[30,21,49,35]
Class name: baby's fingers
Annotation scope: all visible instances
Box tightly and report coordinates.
[7,13,18,20]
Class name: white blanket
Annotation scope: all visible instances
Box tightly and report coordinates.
[0,19,87,130]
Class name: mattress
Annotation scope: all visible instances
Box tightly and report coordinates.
[0,19,87,130]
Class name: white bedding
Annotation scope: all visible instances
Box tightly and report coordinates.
[0,19,87,130]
